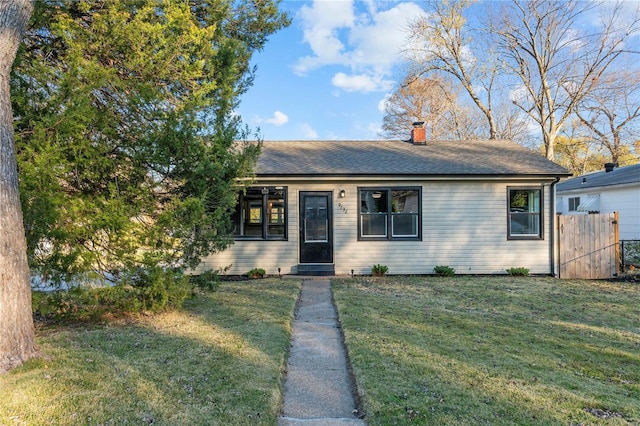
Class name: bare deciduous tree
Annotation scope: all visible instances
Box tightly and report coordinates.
[405,0,499,139]
[575,69,640,164]
[494,0,640,160]
[0,0,37,372]
[380,74,481,140]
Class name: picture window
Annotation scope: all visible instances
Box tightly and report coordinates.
[358,187,421,240]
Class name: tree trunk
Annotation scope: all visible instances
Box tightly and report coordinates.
[0,0,36,373]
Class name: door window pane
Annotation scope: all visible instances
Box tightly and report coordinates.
[304,196,328,242]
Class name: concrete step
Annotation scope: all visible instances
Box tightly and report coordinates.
[297,264,335,276]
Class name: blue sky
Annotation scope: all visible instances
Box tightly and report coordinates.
[236,0,640,143]
[237,1,426,141]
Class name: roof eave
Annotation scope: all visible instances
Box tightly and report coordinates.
[557,180,640,193]
[255,172,571,181]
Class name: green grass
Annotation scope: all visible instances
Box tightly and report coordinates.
[332,276,640,425]
[0,279,301,425]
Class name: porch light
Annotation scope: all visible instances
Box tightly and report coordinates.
[339,189,346,198]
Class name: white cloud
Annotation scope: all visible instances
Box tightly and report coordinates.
[348,3,424,69]
[378,93,391,113]
[326,131,340,140]
[294,1,426,93]
[254,110,289,126]
[294,1,354,74]
[301,123,318,139]
[265,110,289,126]
[332,72,381,93]
[509,84,529,104]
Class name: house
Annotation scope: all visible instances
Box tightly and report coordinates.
[556,163,640,240]
[198,126,571,276]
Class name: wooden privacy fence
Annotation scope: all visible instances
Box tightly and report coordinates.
[558,212,619,279]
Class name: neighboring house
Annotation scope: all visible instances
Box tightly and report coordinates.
[556,163,640,240]
[198,126,571,276]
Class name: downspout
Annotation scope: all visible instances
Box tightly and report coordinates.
[550,177,560,277]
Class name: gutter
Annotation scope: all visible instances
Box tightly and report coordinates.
[550,177,559,277]
[255,173,570,182]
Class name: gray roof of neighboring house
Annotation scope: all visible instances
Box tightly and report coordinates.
[556,163,640,192]
[255,139,571,177]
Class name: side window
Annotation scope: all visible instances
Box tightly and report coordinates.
[568,197,580,212]
[508,187,542,239]
[359,187,421,240]
[232,187,287,240]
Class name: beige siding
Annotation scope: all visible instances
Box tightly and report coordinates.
[197,179,556,276]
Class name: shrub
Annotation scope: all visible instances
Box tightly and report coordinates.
[506,267,530,276]
[32,266,191,322]
[120,266,191,312]
[372,264,389,277]
[434,265,455,277]
[247,268,266,279]
[189,269,220,291]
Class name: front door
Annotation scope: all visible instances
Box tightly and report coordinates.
[299,192,333,264]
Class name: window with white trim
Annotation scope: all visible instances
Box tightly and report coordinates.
[232,187,287,240]
[358,187,421,240]
[508,187,542,239]
[568,197,580,212]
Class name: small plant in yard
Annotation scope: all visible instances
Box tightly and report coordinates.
[371,264,389,277]
[247,268,266,279]
[506,266,529,276]
[189,269,220,291]
[433,265,455,277]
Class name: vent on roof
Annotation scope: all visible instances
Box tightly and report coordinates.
[604,162,618,172]
[411,121,426,145]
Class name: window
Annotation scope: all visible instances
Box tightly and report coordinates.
[508,187,542,239]
[232,187,287,239]
[568,197,580,212]
[359,187,421,240]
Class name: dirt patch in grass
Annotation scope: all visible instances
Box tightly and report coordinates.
[332,276,640,425]
[1,279,301,425]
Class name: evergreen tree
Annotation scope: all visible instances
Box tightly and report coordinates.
[11,0,289,281]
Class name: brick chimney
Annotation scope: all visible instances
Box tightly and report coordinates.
[411,121,426,145]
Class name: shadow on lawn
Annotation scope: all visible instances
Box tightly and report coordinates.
[3,280,300,425]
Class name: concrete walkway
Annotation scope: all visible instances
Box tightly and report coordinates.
[278,279,366,426]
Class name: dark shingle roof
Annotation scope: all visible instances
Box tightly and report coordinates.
[255,140,570,177]
[557,163,640,191]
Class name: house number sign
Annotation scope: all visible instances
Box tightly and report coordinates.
[337,202,348,214]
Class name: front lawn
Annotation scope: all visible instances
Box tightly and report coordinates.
[333,276,640,425]
[0,279,300,425]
